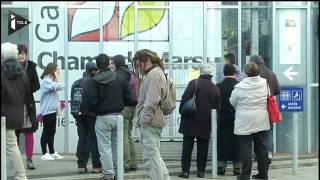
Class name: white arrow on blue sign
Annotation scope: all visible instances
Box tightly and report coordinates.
[279,86,303,112]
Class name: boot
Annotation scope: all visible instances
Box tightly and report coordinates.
[26,159,36,170]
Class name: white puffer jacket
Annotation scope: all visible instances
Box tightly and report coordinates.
[230,76,270,135]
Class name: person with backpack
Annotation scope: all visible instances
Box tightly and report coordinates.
[70,62,102,173]
[111,55,138,173]
[133,49,173,180]
[86,54,132,180]
[177,63,220,178]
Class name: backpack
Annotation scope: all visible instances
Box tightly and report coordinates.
[70,78,88,118]
[128,72,139,103]
[160,74,176,115]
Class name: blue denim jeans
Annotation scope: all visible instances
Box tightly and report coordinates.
[95,114,122,178]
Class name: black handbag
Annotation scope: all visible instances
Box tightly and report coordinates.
[180,79,198,116]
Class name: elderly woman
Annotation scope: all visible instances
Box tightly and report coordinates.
[178,64,220,178]
[230,62,270,180]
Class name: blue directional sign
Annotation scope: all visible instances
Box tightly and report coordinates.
[279,86,303,112]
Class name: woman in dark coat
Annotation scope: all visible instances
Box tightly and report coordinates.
[178,64,220,178]
[15,44,40,170]
[216,64,241,176]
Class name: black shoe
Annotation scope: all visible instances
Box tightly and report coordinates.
[26,159,35,170]
[217,167,225,175]
[196,172,205,178]
[268,158,272,164]
[178,172,189,178]
[237,175,250,180]
[233,168,242,176]
[252,174,268,179]
[130,167,138,171]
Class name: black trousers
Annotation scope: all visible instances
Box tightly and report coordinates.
[237,131,269,180]
[181,135,209,173]
[76,115,101,168]
[41,113,57,154]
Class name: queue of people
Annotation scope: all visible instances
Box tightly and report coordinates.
[1,41,279,180]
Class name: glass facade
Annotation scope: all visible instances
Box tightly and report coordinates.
[1,1,318,154]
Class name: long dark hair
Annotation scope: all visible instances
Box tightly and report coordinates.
[41,63,57,79]
[133,49,165,77]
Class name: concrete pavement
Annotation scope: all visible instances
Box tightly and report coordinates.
[5,153,318,179]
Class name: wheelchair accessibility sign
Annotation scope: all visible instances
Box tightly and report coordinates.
[279,86,303,112]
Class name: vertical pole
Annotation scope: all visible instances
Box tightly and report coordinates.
[306,1,312,153]
[168,2,174,141]
[1,117,7,180]
[292,113,299,175]
[211,109,217,177]
[99,1,104,54]
[63,1,69,153]
[134,1,138,54]
[238,1,242,71]
[203,2,207,63]
[117,116,124,180]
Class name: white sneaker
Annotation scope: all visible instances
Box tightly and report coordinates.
[50,152,63,159]
[41,153,55,160]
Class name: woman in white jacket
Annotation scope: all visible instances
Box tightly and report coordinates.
[230,62,270,180]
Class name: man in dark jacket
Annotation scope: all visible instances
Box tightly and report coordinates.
[111,55,138,173]
[15,44,40,170]
[1,42,29,180]
[250,55,280,164]
[86,54,132,180]
[73,62,102,173]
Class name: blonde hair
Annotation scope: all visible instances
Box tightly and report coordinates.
[245,62,260,77]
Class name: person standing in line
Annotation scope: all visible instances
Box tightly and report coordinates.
[133,49,171,180]
[111,55,138,173]
[71,62,102,173]
[224,53,246,82]
[39,62,64,160]
[86,54,132,180]
[230,62,270,180]
[14,44,40,170]
[216,64,241,176]
[177,64,220,179]
[1,42,29,180]
[250,55,280,164]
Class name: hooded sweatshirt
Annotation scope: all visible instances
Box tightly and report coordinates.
[1,59,30,129]
[229,76,270,135]
[86,68,132,115]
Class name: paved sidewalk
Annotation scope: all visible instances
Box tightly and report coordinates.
[145,166,319,180]
[5,154,318,179]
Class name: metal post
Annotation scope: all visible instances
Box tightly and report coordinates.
[211,109,217,177]
[1,117,7,180]
[117,116,124,180]
[63,2,69,153]
[203,2,207,63]
[134,1,138,54]
[292,113,299,175]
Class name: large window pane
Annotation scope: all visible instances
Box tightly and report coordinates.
[241,4,272,69]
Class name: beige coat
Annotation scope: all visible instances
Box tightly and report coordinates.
[135,66,168,128]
